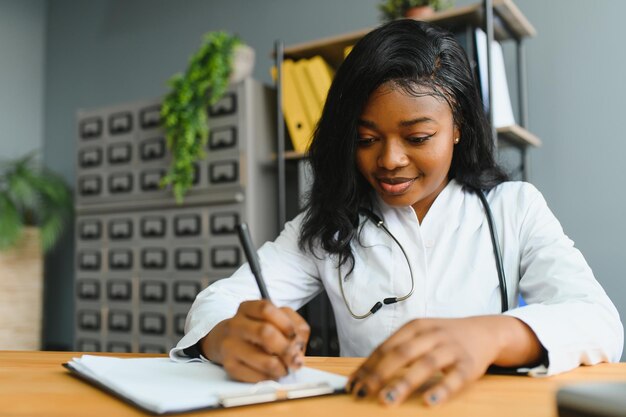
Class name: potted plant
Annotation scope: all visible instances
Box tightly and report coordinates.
[160,31,254,203]
[0,152,72,350]
[378,0,454,21]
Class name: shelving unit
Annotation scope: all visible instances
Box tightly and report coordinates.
[283,0,534,67]
[272,0,539,356]
[277,0,539,158]
[275,0,541,219]
[497,124,541,148]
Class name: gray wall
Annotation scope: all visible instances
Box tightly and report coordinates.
[41,0,379,349]
[37,0,626,359]
[0,0,46,159]
[518,0,626,360]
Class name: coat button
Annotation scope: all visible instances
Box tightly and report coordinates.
[424,239,434,248]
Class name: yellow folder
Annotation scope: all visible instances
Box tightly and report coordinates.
[293,59,322,130]
[281,59,314,153]
[303,56,334,112]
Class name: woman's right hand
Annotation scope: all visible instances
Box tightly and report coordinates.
[199,300,310,382]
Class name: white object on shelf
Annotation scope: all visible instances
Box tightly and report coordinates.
[230,45,255,84]
[475,28,515,128]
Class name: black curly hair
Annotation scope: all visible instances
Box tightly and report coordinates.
[299,19,507,270]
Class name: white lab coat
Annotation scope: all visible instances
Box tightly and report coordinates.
[171,180,623,375]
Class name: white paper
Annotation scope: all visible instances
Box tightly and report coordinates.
[475,28,516,128]
[67,355,347,414]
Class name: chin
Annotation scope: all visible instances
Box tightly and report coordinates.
[379,193,419,208]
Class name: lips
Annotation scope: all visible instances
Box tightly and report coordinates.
[376,176,418,195]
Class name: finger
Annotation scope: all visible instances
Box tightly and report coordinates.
[347,326,416,392]
[279,307,310,353]
[239,300,297,340]
[277,308,309,371]
[350,321,443,396]
[353,327,443,397]
[422,361,475,406]
[348,319,436,389]
[224,358,274,383]
[231,316,294,362]
[233,304,306,370]
[222,338,288,381]
[376,343,460,406]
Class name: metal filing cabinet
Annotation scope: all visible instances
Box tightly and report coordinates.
[74,78,277,353]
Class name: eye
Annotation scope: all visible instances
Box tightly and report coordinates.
[356,137,377,147]
[407,134,434,144]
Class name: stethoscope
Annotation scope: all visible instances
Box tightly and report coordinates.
[338,188,508,319]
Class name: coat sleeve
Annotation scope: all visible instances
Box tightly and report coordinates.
[503,184,623,375]
[169,213,323,362]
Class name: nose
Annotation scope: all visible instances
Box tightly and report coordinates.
[377,138,409,171]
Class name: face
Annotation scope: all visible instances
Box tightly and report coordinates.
[355,82,459,221]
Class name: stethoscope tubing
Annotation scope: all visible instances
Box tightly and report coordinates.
[338,188,508,319]
[475,188,509,312]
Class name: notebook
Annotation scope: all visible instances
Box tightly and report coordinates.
[64,355,348,415]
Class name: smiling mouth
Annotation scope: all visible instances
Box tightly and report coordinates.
[376,176,418,195]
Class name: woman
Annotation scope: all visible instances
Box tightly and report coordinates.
[171,19,623,406]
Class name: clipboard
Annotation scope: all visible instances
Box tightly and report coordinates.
[64,355,347,415]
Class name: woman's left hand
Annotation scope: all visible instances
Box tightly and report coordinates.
[347,316,542,407]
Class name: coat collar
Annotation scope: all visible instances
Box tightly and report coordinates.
[371,179,465,230]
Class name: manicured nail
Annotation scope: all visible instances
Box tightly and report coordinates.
[357,386,368,398]
[290,344,301,357]
[294,356,304,368]
[384,389,397,404]
[346,379,355,393]
[428,392,439,405]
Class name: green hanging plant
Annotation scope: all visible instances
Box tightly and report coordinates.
[0,151,73,252]
[378,0,454,21]
[160,31,242,203]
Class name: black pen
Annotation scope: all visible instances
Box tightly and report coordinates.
[237,223,299,375]
[236,223,271,301]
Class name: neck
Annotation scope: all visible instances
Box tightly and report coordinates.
[412,179,449,224]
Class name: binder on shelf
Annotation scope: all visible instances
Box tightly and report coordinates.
[304,56,334,113]
[281,59,314,153]
[293,59,322,129]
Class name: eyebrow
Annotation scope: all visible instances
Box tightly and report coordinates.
[357,117,435,129]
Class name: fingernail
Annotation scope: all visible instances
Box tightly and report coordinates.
[346,379,355,393]
[289,344,301,358]
[357,386,368,398]
[294,356,303,368]
[428,392,439,405]
[288,351,303,369]
[383,389,397,404]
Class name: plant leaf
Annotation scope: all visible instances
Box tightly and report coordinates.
[160,31,241,203]
[0,193,23,250]
[39,209,64,252]
[0,152,72,252]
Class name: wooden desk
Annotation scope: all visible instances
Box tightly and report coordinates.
[0,351,625,417]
